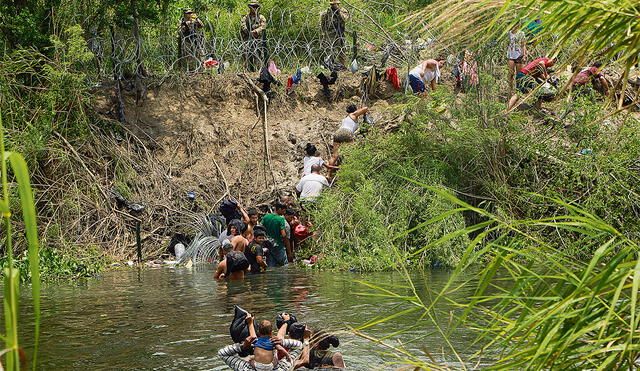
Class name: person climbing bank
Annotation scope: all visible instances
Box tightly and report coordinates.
[507,56,557,110]
[507,24,527,92]
[329,104,368,170]
[571,61,609,97]
[408,58,445,95]
[303,143,337,176]
[295,164,330,205]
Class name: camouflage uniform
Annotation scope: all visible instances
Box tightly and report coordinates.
[177,12,205,70]
[241,12,267,72]
[321,6,349,65]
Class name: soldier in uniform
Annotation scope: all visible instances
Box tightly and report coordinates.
[321,0,349,65]
[241,1,267,72]
[177,8,205,71]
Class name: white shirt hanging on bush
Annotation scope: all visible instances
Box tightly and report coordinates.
[350,59,359,73]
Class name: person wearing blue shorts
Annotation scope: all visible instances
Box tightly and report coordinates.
[408,58,445,95]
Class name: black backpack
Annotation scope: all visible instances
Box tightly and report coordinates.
[219,200,242,225]
[229,305,257,355]
[226,251,249,273]
[276,312,298,330]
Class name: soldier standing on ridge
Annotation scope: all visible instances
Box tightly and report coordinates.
[177,8,205,71]
[321,0,349,65]
[241,1,267,72]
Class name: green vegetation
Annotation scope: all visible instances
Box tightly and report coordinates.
[357,187,640,369]
[0,0,639,368]
[1,25,112,279]
[311,73,640,268]
[0,111,41,369]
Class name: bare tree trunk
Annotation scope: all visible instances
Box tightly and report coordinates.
[109,26,126,123]
[131,2,147,104]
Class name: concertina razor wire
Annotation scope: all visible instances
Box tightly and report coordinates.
[82,5,440,81]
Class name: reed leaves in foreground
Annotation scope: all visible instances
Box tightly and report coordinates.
[358,182,640,369]
[0,108,41,370]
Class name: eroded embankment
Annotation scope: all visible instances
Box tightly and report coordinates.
[90,72,397,258]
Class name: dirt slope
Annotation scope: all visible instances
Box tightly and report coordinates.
[92,71,396,253]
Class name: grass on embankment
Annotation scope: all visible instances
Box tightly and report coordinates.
[307,73,640,271]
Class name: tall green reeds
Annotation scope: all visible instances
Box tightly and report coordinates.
[357,182,640,369]
[0,106,41,370]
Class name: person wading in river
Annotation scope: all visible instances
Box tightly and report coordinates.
[219,219,249,255]
[215,247,249,280]
[261,209,292,266]
[308,330,345,369]
[246,208,261,242]
[245,229,268,274]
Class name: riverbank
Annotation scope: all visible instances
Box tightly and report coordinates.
[4,38,640,278]
[308,73,640,270]
[2,50,400,279]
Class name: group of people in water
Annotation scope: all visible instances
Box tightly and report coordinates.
[210,16,616,369]
[219,307,345,370]
[213,101,369,282]
[210,100,371,368]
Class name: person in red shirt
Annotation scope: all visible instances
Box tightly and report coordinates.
[508,56,557,110]
[519,57,556,79]
[570,61,609,96]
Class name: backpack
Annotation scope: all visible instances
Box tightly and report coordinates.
[276,312,298,330]
[294,223,310,240]
[229,305,257,356]
[219,200,242,224]
[226,251,249,273]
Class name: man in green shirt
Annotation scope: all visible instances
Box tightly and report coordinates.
[261,211,292,266]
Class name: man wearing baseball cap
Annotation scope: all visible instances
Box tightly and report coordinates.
[320,0,349,65]
[177,8,205,70]
[241,1,267,72]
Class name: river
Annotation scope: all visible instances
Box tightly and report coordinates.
[14,266,484,370]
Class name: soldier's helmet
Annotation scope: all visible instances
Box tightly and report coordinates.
[183,8,194,14]
[329,0,340,4]
[248,1,260,8]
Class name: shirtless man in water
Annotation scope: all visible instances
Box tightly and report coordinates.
[214,247,249,280]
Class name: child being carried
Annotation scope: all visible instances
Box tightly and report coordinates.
[246,313,291,370]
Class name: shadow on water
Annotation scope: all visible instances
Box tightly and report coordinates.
[10,266,483,370]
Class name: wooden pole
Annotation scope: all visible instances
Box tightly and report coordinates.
[135,220,142,262]
[238,74,278,194]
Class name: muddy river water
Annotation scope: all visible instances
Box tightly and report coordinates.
[14,266,485,370]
